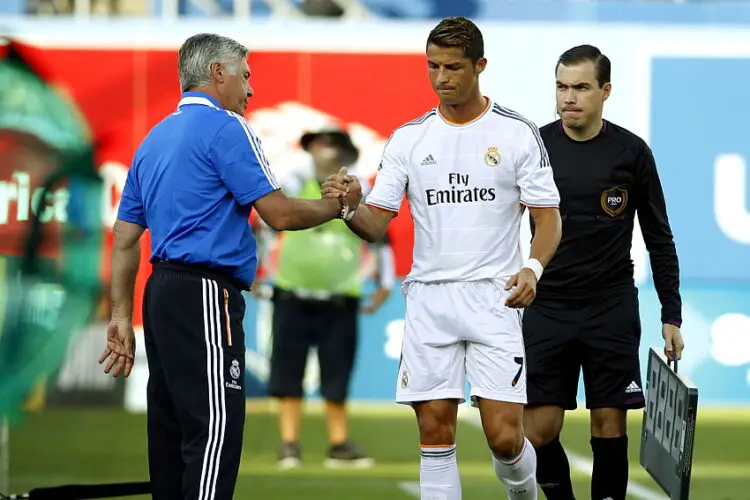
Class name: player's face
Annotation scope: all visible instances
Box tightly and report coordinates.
[426,44,485,105]
[555,61,611,129]
[216,58,253,115]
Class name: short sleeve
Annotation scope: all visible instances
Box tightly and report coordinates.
[117,158,147,228]
[211,115,280,206]
[516,124,560,208]
[364,134,408,214]
[360,175,373,199]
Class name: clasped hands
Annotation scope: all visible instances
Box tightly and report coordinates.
[321,167,363,216]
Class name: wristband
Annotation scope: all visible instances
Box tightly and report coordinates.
[524,258,544,281]
[341,204,357,221]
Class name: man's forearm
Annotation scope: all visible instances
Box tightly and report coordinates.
[649,245,682,326]
[528,209,562,268]
[111,243,140,322]
[282,198,341,231]
[641,212,681,325]
[345,204,391,243]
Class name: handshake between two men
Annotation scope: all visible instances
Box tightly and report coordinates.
[321,167,363,218]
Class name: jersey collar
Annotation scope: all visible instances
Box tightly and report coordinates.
[557,118,608,142]
[178,91,222,110]
[436,96,492,127]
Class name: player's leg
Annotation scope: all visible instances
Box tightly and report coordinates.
[317,296,373,467]
[413,399,462,499]
[475,397,536,499]
[147,268,247,500]
[267,290,312,468]
[461,280,535,499]
[396,282,466,500]
[142,277,183,500]
[522,299,582,500]
[463,283,534,499]
[581,289,645,500]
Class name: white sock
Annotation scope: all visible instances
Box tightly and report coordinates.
[492,438,538,500]
[420,444,462,500]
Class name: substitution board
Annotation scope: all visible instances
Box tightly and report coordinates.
[640,347,698,500]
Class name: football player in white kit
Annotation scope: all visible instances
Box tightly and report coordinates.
[322,17,562,500]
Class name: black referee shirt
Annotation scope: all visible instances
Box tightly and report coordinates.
[533,119,682,326]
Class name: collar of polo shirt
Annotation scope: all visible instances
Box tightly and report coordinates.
[178,91,222,110]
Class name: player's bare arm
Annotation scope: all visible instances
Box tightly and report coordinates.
[101,219,144,377]
[505,206,561,309]
[526,206,562,268]
[321,171,396,243]
[344,204,395,243]
[254,188,342,231]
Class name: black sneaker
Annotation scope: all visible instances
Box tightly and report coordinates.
[277,442,302,469]
[324,441,375,469]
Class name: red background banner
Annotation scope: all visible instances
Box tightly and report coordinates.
[3,43,435,325]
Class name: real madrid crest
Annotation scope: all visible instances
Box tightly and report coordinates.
[230,359,241,380]
[401,370,409,388]
[484,146,501,167]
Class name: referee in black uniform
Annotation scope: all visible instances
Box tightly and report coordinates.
[99,33,346,500]
[522,45,686,500]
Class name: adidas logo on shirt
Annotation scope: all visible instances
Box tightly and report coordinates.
[420,154,437,166]
[625,381,641,394]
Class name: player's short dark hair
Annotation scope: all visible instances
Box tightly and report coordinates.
[556,44,611,87]
[426,17,484,63]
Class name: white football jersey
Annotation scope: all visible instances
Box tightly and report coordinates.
[365,99,560,283]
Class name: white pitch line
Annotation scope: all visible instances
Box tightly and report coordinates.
[398,481,420,498]
[396,455,667,500]
[566,452,667,500]
[456,407,667,500]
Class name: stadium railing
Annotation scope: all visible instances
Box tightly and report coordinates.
[7,0,750,19]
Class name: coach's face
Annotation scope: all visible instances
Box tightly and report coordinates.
[427,44,486,106]
[215,58,253,115]
[555,61,610,129]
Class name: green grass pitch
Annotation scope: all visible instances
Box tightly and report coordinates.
[6,403,750,499]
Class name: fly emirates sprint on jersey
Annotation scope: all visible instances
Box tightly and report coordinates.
[366,100,560,283]
[425,172,497,206]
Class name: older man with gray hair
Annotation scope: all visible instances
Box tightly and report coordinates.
[99,33,347,499]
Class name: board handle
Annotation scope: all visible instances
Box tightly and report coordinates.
[668,356,678,374]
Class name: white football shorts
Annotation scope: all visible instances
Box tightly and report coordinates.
[395,279,527,406]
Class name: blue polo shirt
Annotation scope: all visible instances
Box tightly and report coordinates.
[117,91,279,288]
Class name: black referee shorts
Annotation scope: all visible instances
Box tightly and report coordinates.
[522,288,645,411]
[143,262,247,500]
[267,288,359,404]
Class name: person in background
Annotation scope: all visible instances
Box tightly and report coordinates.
[259,127,396,469]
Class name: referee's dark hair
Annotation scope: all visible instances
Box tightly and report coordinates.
[556,45,611,88]
[427,17,484,63]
